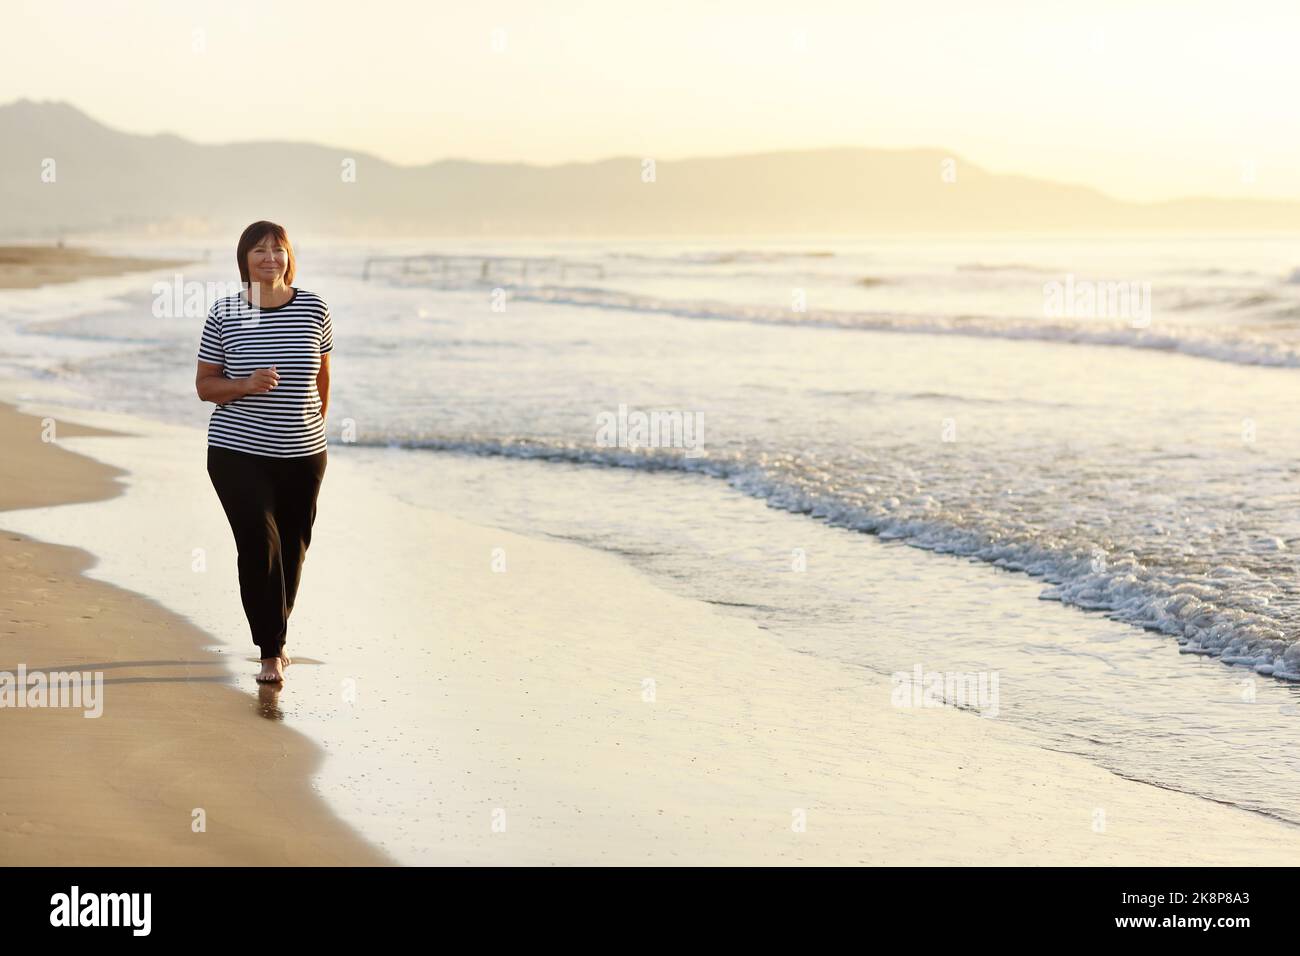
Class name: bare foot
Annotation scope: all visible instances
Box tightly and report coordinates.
[256,657,285,683]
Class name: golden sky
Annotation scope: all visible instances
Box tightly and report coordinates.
[4,0,1299,202]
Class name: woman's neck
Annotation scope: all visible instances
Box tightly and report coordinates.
[245,282,292,308]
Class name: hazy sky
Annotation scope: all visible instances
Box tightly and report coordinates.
[5,0,1300,202]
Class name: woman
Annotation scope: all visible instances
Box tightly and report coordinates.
[195,221,334,684]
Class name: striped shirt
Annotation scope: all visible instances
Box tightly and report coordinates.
[196,287,333,458]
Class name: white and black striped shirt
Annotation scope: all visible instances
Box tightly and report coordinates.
[197,287,333,458]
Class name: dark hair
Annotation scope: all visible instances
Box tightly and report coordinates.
[236,221,296,288]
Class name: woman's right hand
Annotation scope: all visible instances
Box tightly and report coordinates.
[243,365,279,395]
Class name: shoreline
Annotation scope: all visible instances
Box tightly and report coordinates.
[6,384,1300,863]
[0,243,195,290]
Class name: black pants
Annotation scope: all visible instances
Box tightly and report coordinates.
[206,445,327,658]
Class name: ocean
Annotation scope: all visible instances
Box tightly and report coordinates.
[7,232,1300,832]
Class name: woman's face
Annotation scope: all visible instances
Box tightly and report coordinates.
[248,236,288,284]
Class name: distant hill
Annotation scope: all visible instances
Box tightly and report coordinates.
[2,98,1298,238]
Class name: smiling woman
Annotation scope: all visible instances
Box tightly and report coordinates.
[195,220,334,686]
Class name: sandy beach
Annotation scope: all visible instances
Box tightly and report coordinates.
[6,378,1300,865]
[0,399,393,865]
[0,243,191,290]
